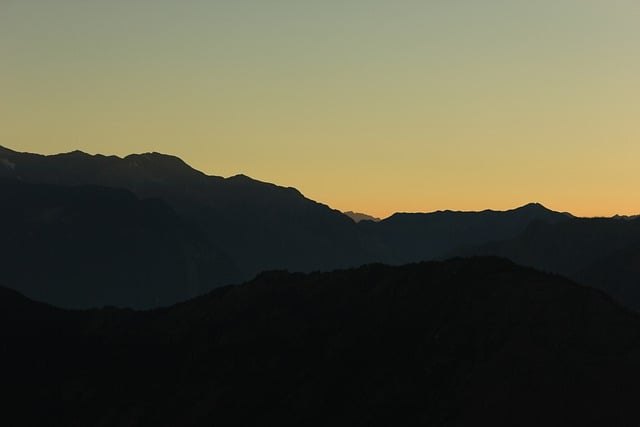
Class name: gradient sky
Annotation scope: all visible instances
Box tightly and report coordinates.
[2,1,639,218]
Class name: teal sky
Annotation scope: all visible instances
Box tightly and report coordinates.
[2,1,639,217]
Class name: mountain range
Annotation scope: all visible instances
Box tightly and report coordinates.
[4,145,640,425]
[1,145,640,311]
[4,257,640,426]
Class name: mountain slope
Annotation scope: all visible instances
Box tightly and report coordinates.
[3,258,640,426]
[0,178,238,308]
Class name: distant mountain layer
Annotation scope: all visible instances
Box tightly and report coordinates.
[3,257,640,426]
[343,211,381,222]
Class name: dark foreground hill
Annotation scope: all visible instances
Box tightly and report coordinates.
[3,257,640,427]
[0,178,238,308]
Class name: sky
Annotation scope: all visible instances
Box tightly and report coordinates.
[2,0,639,218]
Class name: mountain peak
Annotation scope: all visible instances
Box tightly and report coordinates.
[519,202,548,210]
[125,151,188,164]
[516,202,574,218]
[227,173,254,181]
[122,152,207,179]
[49,149,94,160]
